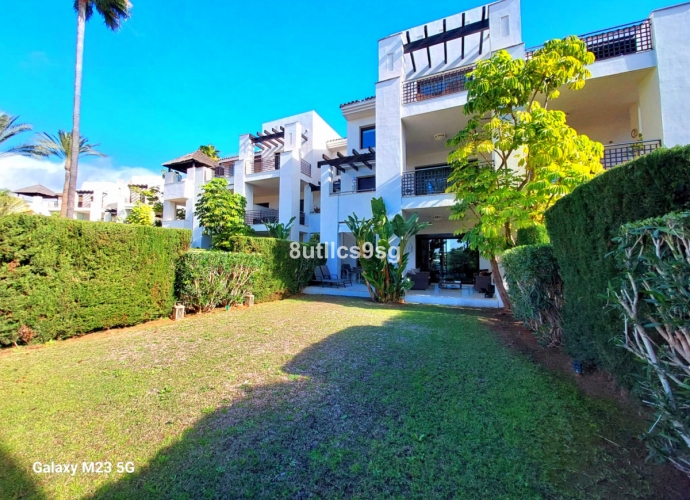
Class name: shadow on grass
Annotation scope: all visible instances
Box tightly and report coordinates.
[74,304,681,499]
[0,443,45,500]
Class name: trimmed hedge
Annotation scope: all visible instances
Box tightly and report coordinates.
[545,146,690,382]
[503,244,563,347]
[0,215,190,345]
[516,225,550,246]
[226,237,322,302]
[175,251,262,312]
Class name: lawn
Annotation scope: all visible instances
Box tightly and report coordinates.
[0,296,682,499]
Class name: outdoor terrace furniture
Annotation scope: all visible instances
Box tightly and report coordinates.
[474,274,493,294]
[315,266,350,288]
[440,280,462,290]
[407,271,430,290]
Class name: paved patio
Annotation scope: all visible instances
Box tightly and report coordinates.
[302,283,503,308]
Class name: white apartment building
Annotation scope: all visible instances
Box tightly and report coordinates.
[162,0,690,288]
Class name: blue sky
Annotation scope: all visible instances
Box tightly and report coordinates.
[0,0,671,188]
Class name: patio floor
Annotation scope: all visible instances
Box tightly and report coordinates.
[302,283,503,308]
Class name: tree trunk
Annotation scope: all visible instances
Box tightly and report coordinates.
[490,256,512,312]
[60,158,70,217]
[66,1,86,219]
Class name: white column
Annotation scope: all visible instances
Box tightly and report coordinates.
[303,183,313,228]
[279,121,303,241]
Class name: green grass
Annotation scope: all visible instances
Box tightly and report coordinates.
[0,296,674,499]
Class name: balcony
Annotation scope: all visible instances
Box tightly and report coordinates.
[214,165,234,178]
[402,65,474,105]
[245,209,279,225]
[249,154,280,175]
[525,19,652,62]
[602,140,661,169]
[402,166,452,196]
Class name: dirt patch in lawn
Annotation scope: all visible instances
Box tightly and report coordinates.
[480,309,690,499]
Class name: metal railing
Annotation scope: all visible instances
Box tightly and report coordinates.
[525,19,652,61]
[402,65,474,105]
[214,165,234,178]
[245,209,279,225]
[300,211,306,226]
[301,159,311,177]
[602,140,661,169]
[77,195,92,208]
[402,166,452,196]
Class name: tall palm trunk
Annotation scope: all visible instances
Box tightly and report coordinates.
[60,157,71,217]
[66,0,86,219]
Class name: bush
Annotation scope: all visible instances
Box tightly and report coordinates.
[0,215,190,345]
[125,203,155,226]
[545,146,690,383]
[516,225,550,246]
[175,251,262,313]
[226,236,321,302]
[503,244,563,347]
[609,212,690,476]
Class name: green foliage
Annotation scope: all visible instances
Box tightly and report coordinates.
[198,144,221,160]
[125,202,155,226]
[130,185,163,214]
[609,212,690,475]
[516,225,550,246]
[503,244,563,347]
[175,250,262,313]
[265,216,296,239]
[0,113,40,158]
[226,237,321,302]
[194,178,252,250]
[0,189,31,216]
[0,215,190,345]
[545,146,690,383]
[345,198,429,303]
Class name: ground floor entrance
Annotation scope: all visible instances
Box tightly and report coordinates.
[415,234,480,284]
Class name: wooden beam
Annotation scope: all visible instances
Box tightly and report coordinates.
[301,133,308,142]
[403,17,489,54]
[478,7,486,55]
[251,130,285,144]
[337,152,358,171]
[406,31,416,73]
[352,149,373,170]
[443,19,448,65]
[368,147,376,155]
[424,25,431,69]
[320,154,345,173]
[461,13,465,59]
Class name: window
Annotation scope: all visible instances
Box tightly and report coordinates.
[356,176,376,192]
[361,126,376,149]
[333,179,341,193]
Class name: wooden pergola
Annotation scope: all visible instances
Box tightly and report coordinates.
[317,148,375,173]
[404,6,489,72]
[250,127,309,151]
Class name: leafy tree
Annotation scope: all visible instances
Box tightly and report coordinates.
[34,130,105,217]
[0,113,41,158]
[194,178,251,250]
[125,203,155,226]
[0,189,31,216]
[66,0,131,219]
[447,37,604,309]
[345,198,428,303]
[129,185,163,214]
[265,216,296,240]
[199,144,221,160]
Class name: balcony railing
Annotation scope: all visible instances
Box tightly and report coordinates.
[602,140,661,169]
[525,19,652,62]
[300,211,306,226]
[245,209,279,225]
[214,165,234,178]
[301,159,311,177]
[402,65,475,105]
[402,166,452,196]
[249,154,280,174]
[77,195,93,208]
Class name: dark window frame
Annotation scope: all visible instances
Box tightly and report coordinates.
[356,175,376,192]
[360,126,376,149]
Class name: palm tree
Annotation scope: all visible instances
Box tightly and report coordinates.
[35,131,106,217]
[199,145,221,160]
[0,189,31,216]
[66,0,131,219]
[0,113,40,158]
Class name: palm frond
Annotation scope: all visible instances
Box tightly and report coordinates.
[0,113,33,145]
[94,0,132,30]
[33,130,106,160]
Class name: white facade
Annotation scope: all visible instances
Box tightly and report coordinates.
[162,0,690,288]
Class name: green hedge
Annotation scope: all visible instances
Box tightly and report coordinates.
[545,146,690,382]
[0,215,190,345]
[503,244,563,347]
[175,251,262,312]
[516,225,550,246]
[226,237,322,302]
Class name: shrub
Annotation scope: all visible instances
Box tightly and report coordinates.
[0,215,190,345]
[175,251,262,313]
[503,244,563,347]
[516,225,550,246]
[225,236,320,302]
[545,146,690,383]
[125,203,155,226]
[609,212,690,476]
